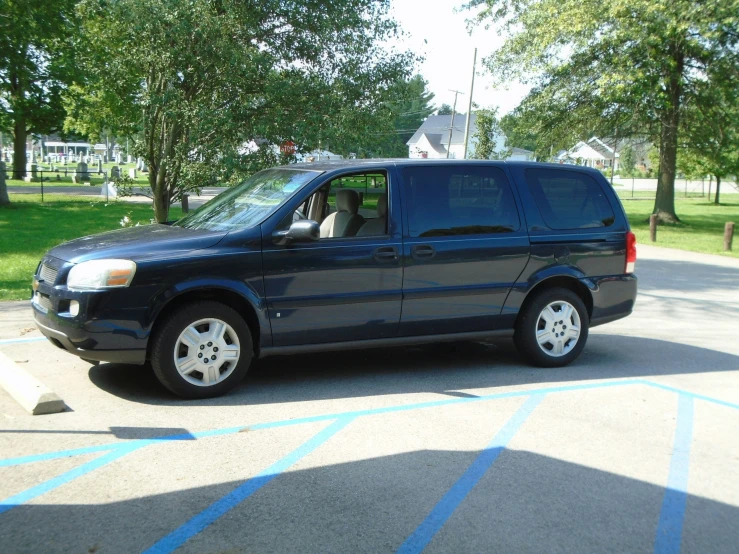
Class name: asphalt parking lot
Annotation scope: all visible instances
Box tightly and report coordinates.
[1,244,738,553]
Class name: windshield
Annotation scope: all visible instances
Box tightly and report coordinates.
[174,168,320,231]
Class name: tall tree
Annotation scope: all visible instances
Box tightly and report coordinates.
[470,108,508,160]
[500,110,539,155]
[619,145,636,177]
[466,0,739,223]
[0,0,79,188]
[437,103,453,115]
[370,74,435,157]
[67,0,413,222]
[679,79,739,205]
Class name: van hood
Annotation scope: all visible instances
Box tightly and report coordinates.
[47,224,228,264]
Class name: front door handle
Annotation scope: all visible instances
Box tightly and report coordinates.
[373,246,399,262]
[411,244,436,259]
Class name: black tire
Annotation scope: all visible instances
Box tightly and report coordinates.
[514,287,589,367]
[150,301,253,399]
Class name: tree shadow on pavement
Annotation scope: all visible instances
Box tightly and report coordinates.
[87,334,739,406]
[0,449,736,553]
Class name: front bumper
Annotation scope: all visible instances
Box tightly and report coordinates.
[32,256,149,365]
[35,318,147,364]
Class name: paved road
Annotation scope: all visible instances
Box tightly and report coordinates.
[0,245,738,553]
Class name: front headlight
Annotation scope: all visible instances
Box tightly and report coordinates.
[67,259,137,290]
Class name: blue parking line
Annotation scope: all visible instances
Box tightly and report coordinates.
[0,443,142,515]
[0,443,120,468]
[143,416,356,554]
[397,394,546,554]
[0,380,638,469]
[654,394,694,554]
[642,381,739,411]
[0,336,46,345]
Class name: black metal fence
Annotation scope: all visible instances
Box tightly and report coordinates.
[1,167,116,203]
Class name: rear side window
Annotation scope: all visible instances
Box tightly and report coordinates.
[525,169,615,230]
[401,166,520,238]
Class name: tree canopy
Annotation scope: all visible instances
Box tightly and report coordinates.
[465,0,739,222]
[437,103,453,115]
[365,74,435,158]
[471,108,508,160]
[0,0,80,189]
[66,0,414,221]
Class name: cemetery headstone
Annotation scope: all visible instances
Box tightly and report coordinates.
[127,155,133,164]
[111,166,120,179]
[72,162,91,184]
[128,168,137,179]
[97,159,103,173]
[23,163,39,183]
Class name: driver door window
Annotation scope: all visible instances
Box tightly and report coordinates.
[288,172,389,239]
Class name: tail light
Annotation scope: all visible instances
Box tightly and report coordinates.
[625,231,636,273]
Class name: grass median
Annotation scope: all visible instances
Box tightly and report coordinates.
[619,195,738,258]
[0,195,181,301]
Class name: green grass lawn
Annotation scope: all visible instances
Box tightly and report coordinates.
[0,195,180,301]
[619,195,738,258]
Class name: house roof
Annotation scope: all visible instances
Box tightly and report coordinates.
[511,147,533,155]
[587,137,616,159]
[406,114,478,147]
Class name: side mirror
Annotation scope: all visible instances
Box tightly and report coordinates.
[272,220,320,245]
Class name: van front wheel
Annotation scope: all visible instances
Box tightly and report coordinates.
[514,287,589,367]
[151,301,253,398]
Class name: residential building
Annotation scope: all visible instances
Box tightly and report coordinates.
[406,114,506,159]
[559,137,653,171]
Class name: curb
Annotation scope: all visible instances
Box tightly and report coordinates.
[0,352,65,415]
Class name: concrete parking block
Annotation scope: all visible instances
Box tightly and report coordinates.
[0,351,65,415]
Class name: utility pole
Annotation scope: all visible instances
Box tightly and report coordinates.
[446,89,465,159]
[462,48,477,160]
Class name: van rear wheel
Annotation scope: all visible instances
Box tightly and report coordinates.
[150,301,253,398]
[514,287,588,367]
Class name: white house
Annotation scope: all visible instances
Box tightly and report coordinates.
[508,147,535,161]
[559,137,653,171]
[406,114,532,160]
[560,137,619,170]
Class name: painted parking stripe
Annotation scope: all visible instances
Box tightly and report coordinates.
[654,394,694,554]
[143,416,356,554]
[0,443,121,468]
[643,381,739,411]
[397,394,546,554]
[0,337,46,345]
[0,379,642,469]
[1,379,732,472]
[0,443,143,515]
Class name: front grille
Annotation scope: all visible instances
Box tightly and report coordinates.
[35,293,53,311]
[39,263,58,284]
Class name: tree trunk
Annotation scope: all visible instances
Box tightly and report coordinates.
[651,50,682,223]
[0,162,10,206]
[714,175,721,205]
[12,120,27,180]
[151,170,170,223]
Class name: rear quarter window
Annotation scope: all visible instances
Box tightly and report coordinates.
[525,168,615,230]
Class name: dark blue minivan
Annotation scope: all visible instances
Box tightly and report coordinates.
[32,160,637,398]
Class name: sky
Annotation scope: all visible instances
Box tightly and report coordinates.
[389,0,530,115]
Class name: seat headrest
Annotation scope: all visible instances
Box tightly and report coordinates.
[336,189,359,213]
[376,195,388,218]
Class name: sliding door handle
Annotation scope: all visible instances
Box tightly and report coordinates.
[411,245,436,259]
